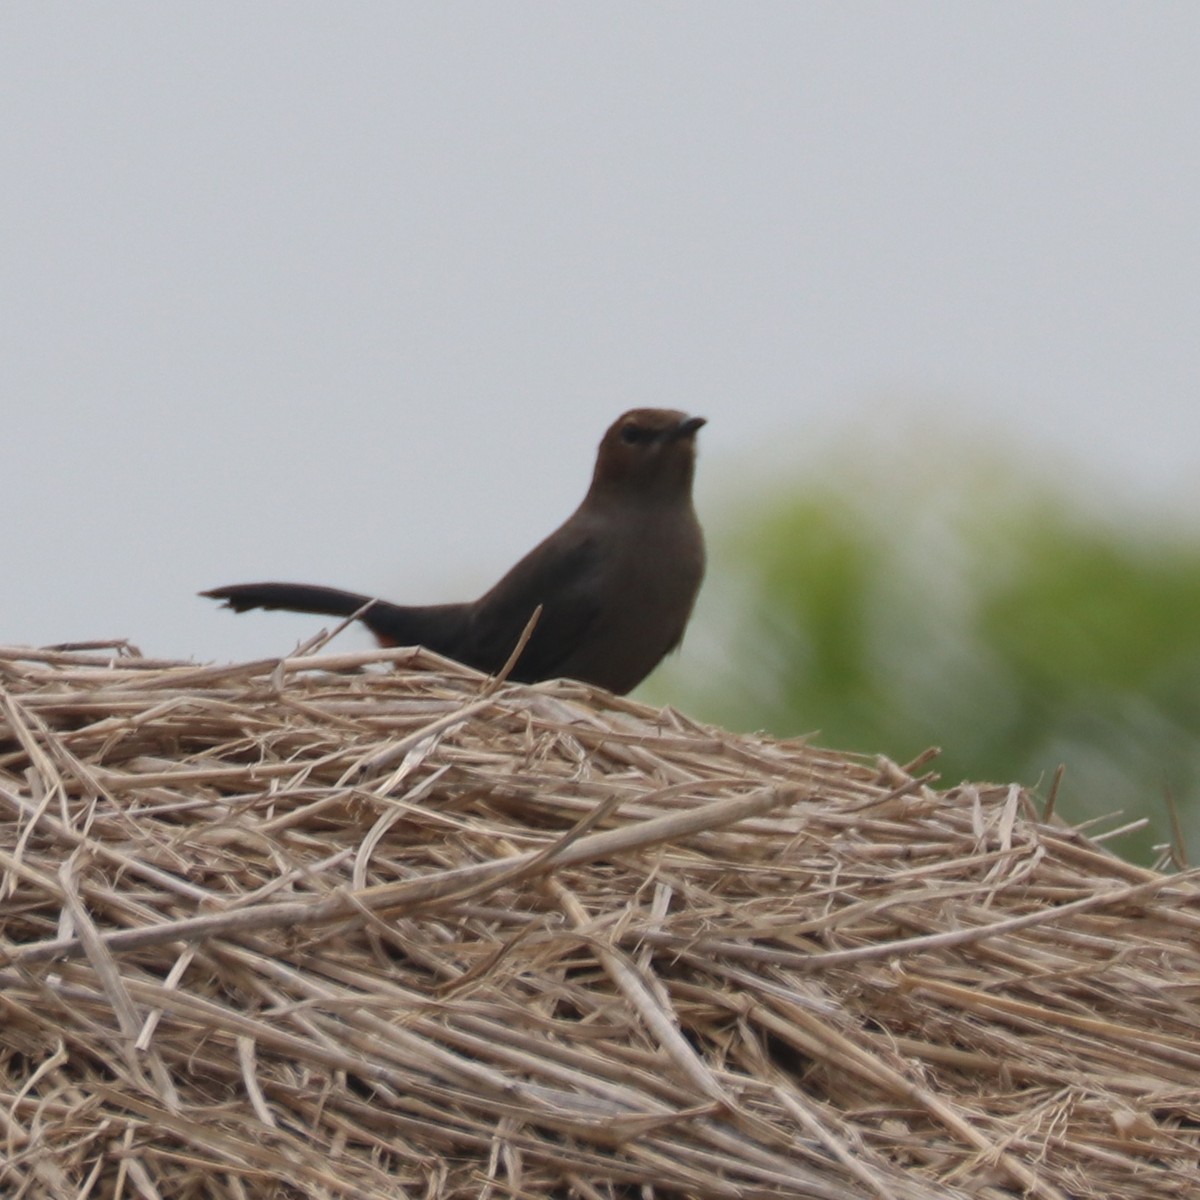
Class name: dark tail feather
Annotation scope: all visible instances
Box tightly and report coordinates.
[201,582,379,618]
[201,582,473,657]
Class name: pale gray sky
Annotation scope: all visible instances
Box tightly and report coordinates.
[5,5,1199,663]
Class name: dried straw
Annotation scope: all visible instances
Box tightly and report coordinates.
[1,642,1198,1199]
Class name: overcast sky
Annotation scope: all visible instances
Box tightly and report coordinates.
[5,5,1199,664]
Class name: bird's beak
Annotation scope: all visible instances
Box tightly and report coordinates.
[674,416,707,439]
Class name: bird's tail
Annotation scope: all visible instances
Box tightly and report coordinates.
[201,582,472,652]
[202,582,382,618]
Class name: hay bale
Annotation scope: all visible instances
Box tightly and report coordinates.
[1,642,1197,1199]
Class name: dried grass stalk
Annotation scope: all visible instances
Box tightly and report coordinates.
[2,643,1198,1199]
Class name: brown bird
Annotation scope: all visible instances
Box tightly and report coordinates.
[202,409,706,694]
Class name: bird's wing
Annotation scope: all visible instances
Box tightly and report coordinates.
[466,527,605,683]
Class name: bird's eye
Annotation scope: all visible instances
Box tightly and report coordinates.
[621,424,647,445]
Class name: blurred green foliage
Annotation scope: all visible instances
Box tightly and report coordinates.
[657,463,1200,866]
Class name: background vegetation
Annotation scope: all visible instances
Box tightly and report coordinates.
[657,443,1200,866]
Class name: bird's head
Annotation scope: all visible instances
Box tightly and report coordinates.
[589,409,706,501]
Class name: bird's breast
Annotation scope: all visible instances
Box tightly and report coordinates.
[564,504,704,691]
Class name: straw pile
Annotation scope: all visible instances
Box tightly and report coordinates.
[1,642,1198,1200]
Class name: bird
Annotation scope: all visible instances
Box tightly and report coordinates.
[202,409,706,694]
